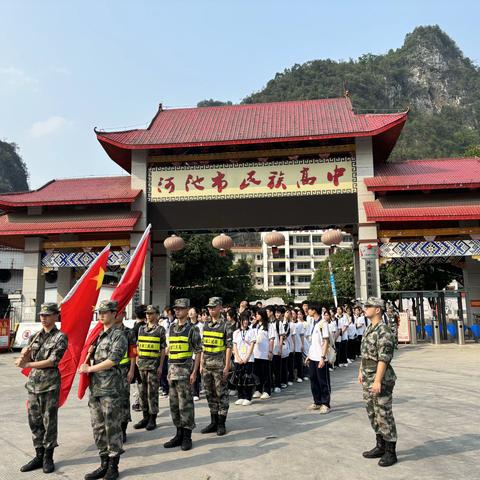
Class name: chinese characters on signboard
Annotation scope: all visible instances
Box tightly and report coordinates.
[148,157,356,202]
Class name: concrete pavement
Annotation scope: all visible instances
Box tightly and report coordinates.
[0,343,479,480]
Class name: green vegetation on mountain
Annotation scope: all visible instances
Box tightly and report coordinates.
[0,141,29,193]
[242,25,480,160]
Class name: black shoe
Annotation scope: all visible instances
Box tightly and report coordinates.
[121,422,127,443]
[43,449,55,474]
[362,434,385,458]
[20,448,44,472]
[378,441,397,467]
[181,428,192,451]
[217,414,227,436]
[84,455,109,480]
[146,414,157,431]
[133,411,149,429]
[201,413,218,434]
[164,427,183,448]
[104,456,119,480]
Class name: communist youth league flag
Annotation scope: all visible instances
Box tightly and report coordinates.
[22,244,110,406]
[77,224,151,399]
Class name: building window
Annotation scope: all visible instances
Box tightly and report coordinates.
[295,248,310,257]
[256,279,262,285]
[314,261,323,269]
[313,248,326,256]
[298,289,309,296]
[343,235,352,243]
[312,235,322,243]
[296,262,310,270]
[256,267,262,273]
[256,255,261,260]
[295,235,309,243]
[297,275,311,283]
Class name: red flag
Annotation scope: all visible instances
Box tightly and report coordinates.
[77,224,151,399]
[23,244,110,407]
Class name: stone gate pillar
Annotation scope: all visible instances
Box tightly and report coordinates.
[152,233,171,310]
[355,137,381,299]
[462,257,480,325]
[22,237,45,321]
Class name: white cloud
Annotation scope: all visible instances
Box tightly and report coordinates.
[50,66,71,76]
[0,66,39,89]
[29,116,69,138]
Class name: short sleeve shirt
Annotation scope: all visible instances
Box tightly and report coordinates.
[308,319,330,362]
[233,328,256,363]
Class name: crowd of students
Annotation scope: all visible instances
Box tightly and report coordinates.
[142,299,369,413]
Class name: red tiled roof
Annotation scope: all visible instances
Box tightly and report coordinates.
[365,158,480,191]
[0,176,140,210]
[364,194,480,222]
[96,98,407,171]
[0,210,141,236]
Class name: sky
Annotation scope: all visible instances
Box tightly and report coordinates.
[1,0,479,189]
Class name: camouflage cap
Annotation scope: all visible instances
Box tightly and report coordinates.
[173,298,190,309]
[96,299,118,313]
[39,302,60,315]
[145,304,159,314]
[206,296,223,307]
[363,297,385,309]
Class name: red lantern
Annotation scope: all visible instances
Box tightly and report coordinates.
[212,233,233,257]
[163,234,185,252]
[321,229,344,247]
[264,231,285,256]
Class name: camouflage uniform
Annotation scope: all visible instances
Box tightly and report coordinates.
[25,325,68,450]
[360,318,397,443]
[386,310,399,349]
[117,324,136,425]
[168,319,202,430]
[88,325,128,457]
[137,322,166,415]
[202,313,233,417]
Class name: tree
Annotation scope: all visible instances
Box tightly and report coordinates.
[170,234,253,307]
[308,249,355,305]
[197,99,233,107]
[253,289,295,305]
[0,141,29,193]
[465,144,480,157]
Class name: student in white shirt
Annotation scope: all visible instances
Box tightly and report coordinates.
[277,307,290,389]
[267,305,285,393]
[188,307,202,401]
[306,304,332,414]
[347,315,357,363]
[296,310,309,381]
[252,309,274,400]
[353,305,366,357]
[232,315,256,406]
[335,306,349,367]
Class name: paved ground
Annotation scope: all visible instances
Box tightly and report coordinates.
[0,343,479,480]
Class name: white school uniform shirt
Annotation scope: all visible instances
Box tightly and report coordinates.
[281,320,291,358]
[233,328,256,363]
[293,321,304,352]
[269,320,285,356]
[288,322,295,352]
[355,315,366,336]
[308,319,330,362]
[298,320,309,354]
[337,315,349,341]
[347,321,357,339]
[254,324,274,360]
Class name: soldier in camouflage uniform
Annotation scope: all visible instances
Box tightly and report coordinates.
[164,298,202,451]
[133,305,166,431]
[200,297,233,436]
[78,300,128,480]
[358,297,398,467]
[15,302,68,474]
[385,304,399,349]
[113,310,136,442]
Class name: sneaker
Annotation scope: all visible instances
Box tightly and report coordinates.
[296,378,303,383]
[242,400,252,406]
[235,399,244,405]
[303,377,309,381]
[319,405,331,414]
[347,359,353,364]
[280,384,287,389]
[307,404,320,411]
[329,367,334,372]
[229,390,238,396]
[274,387,281,393]
[260,392,270,399]
[193,396,200,402]
[252,391,262,399]
[287,381,293,386]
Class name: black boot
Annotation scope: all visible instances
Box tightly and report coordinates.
[362,434,385,458]
[104,456,119,480]
[378,441,397,467]
[84,455,109,480]
[133,411,149,429]
[20,447,44,472]
[201,413,218,434]
[43,449,55,474]
[146,414,157,431]
[181,428,192,451]
[164,427,183,448]
[121,421,128,442]
[216,414,227,436]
